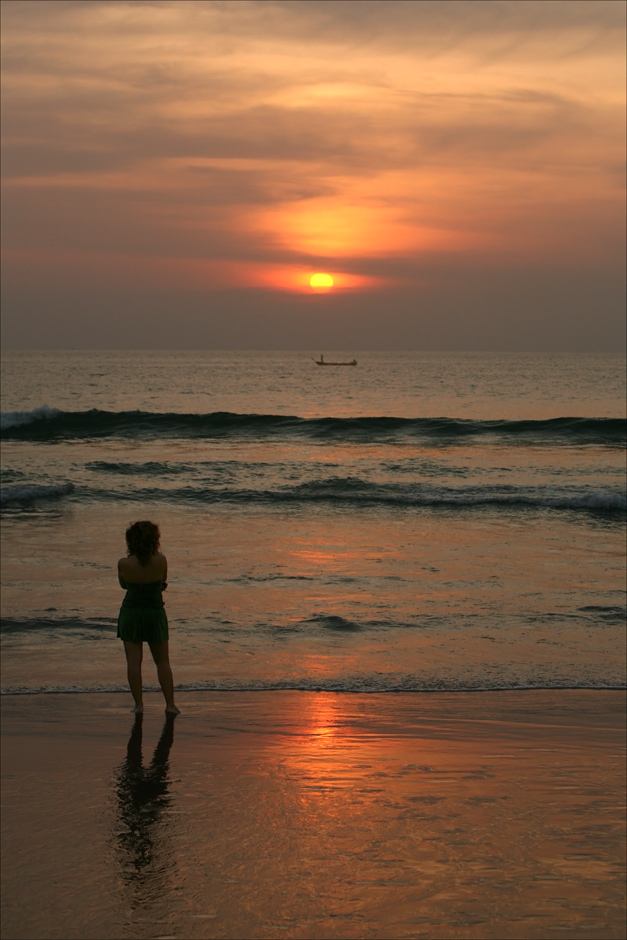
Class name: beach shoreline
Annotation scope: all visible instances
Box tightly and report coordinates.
[2,689,625,939]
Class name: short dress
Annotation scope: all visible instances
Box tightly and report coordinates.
[117,579,168,644]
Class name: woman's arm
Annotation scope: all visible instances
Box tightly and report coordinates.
[117,559,126,589]
[162,557,168,590]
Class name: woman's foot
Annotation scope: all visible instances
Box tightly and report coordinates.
[165,705,180,715]
[133,705,144,715]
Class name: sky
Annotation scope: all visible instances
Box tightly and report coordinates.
[1,0,625,351]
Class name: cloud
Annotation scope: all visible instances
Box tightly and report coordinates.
[1,0,625,348]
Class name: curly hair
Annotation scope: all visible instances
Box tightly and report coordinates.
[125,521,161,566]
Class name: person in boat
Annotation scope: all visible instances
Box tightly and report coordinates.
[320,354,324,362]
[117,521,180,715]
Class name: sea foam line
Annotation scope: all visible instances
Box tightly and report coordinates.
[2,679,625,695]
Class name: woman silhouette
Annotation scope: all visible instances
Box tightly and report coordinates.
[117,521,179,714]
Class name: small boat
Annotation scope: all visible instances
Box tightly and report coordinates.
[313,354,358,366]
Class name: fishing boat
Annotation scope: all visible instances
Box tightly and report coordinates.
[313,355,358,366]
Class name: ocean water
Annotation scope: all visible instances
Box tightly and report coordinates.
[1,350,625,695]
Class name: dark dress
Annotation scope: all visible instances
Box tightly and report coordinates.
[117,579,168,644]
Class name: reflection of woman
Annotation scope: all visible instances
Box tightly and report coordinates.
[115,714,175,878]
[117,520,179,714]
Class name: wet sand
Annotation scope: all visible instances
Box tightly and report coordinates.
[1,690,625,940]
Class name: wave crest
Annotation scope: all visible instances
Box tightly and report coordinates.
[2,408,625,444]
[0,483,74,506]
[1,405,61,430]
[86,479,626,514]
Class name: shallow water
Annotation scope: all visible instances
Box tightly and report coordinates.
[1,350,625,694]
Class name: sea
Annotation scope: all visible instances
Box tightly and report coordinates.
[1,350,625,697]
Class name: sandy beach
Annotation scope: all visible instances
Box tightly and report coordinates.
[1,690,625,940]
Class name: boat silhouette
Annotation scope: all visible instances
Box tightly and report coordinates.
[313,354,358,366]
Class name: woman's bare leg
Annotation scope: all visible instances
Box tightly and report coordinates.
[123,641,144,713]
[148,641,180,714]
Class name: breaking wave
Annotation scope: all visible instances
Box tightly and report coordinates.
[0,482,74,506]
[2,408,625,445]
[84,479,626,514]
[1,405,61,430]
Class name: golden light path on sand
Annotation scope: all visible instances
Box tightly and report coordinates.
[2,691,625,939]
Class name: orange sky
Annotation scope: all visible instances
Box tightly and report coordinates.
[1,0,625,349]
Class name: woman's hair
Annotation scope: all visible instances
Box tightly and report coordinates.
[125,521,161,566]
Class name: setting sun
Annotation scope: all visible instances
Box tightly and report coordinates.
[309,273,334,290]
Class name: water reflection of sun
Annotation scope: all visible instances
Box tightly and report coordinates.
[308,693,339,740]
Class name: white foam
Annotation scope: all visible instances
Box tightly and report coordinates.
[561,490,626,511]
[1,405,61,431]
[0,482,74,505]
[2,678,624,695]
